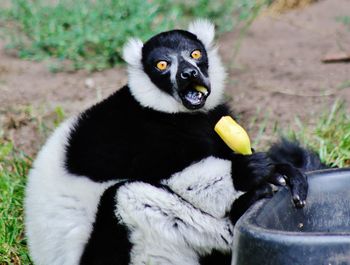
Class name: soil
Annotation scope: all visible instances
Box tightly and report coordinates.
[0,0,349,156]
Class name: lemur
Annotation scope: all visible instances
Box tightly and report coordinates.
[25,20,322,265]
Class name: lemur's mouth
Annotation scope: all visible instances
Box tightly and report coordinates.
[179,83,211,110]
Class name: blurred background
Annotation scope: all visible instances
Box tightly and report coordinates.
[0,0,349,264]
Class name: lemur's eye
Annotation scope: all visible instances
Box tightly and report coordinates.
[156,61,168,71]
[191,50,202,60]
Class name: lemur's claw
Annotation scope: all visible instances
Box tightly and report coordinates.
[292,195,306,209]
[274,164,308,209]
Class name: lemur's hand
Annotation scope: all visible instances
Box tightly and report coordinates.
[231,152,274,191]
[272,164,308,208]
[231,152,308,209]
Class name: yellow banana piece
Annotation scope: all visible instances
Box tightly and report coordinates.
[194,85,209,96]
[214,116,252,155]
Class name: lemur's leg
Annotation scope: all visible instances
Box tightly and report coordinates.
[116,181,234,265]
[162,156,243,218]
[80,182,131,265]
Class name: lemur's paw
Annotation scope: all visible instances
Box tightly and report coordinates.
[290,171,308,208]
[292,194,306,209]
[274,164,308,209]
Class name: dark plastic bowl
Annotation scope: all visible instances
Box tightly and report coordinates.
[232,168,350,265]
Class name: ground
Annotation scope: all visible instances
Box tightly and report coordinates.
[0,0,349,156]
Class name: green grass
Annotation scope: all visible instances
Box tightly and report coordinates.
[247,100,350,168]
[0,0,268,71]
[0,141,33,264]
[288,100,350,168]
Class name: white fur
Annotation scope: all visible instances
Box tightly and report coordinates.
[122,38,143,67]
[25,118,118,265]
[163,157,243,218]
[204,47,227,110]
[188,19,215,49]
[125,21,226,114]
[127,65,189,113]
[116,182,234,265]
[180,51,210,85]
[169,54,179,88]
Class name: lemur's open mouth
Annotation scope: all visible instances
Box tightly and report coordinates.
[179,83,211,110]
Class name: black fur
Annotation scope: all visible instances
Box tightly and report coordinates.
[267,139,329,208]
[80,182,131,265]
[65,85,319,264]
[65,86,277,192]
[268,139,328,171]
[66,86,283,264]
[142,30,209,96]
[231,152,274,191]
[65,86,233,183]
[65,84,318,263]
[199,250,232,265]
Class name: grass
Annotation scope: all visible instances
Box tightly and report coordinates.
[0,0,269,71]
[288,100,350,168]
[0,105,66,264]
[248,100,350,168]
[0,141,33,264]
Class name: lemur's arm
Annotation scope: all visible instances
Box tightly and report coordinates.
[116,181,234,256]
[231,152,308,208]
[162,156,242,218]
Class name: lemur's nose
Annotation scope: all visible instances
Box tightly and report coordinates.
[180,68,198,79]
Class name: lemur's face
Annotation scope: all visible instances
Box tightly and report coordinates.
[123,20,226,113]
[142,30,210,110]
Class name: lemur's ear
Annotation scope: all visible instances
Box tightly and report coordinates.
[122,38,143,67]
[188,19,215,49]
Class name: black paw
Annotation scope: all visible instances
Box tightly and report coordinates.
[292,194,306,209]
[232,152,274,191]
[275,164,308,208]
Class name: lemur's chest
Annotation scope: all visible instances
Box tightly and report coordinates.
[65,89,231,182]
[137,115,218,152]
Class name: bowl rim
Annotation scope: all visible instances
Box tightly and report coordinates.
[235,168,350,240]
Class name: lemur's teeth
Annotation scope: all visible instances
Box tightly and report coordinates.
[194,85,208,95]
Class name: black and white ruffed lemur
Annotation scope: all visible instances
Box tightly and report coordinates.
[25,20,325,265]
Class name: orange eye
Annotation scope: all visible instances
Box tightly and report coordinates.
[191,50,202,59]
[156,61,168,71]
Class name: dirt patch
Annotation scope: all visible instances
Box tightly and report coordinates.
[0,0,349,155]
[221,0,350,145]
[0,41,127,155]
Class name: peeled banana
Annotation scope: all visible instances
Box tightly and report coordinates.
[214,116,252,155]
